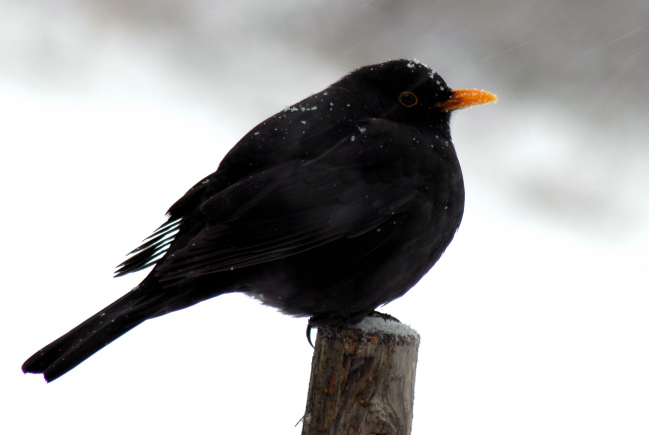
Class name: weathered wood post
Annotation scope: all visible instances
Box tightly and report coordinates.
[301,317,420,435]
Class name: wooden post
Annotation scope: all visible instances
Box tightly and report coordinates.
[301,317,420,435]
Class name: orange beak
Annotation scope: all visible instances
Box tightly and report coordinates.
[436,89,498,111]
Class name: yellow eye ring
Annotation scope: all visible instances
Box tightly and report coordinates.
[399,91,418,107]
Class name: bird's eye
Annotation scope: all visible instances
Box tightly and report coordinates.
[399,91,418,107]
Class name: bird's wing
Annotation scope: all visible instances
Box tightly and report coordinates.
[116,118,431,280]
[153,129,423,281]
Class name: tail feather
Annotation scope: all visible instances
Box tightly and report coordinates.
[22,283,168,382]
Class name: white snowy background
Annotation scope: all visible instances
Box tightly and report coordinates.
[2,0,648,434]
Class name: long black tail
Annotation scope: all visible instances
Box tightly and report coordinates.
[22,280,170,382]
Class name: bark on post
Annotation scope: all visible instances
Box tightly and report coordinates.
[301,317,420,435]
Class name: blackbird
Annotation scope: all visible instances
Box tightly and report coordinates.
[23,59,496,382]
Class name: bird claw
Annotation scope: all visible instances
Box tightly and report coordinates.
[306,318,317,348]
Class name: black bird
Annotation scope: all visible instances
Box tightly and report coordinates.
[23,59,496,382]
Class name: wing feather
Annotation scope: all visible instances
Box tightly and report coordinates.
[154,160,408,281]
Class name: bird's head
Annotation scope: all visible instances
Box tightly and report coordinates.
[339,59,497,135]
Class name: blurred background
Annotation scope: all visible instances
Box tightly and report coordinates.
[2,0,647,433]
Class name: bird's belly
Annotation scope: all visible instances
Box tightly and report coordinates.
[245,206,460,320]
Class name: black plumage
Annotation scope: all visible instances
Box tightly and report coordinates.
[23,59,496,381]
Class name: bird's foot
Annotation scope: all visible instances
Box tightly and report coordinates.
[367,311,401,323]
[306,312,400,347]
